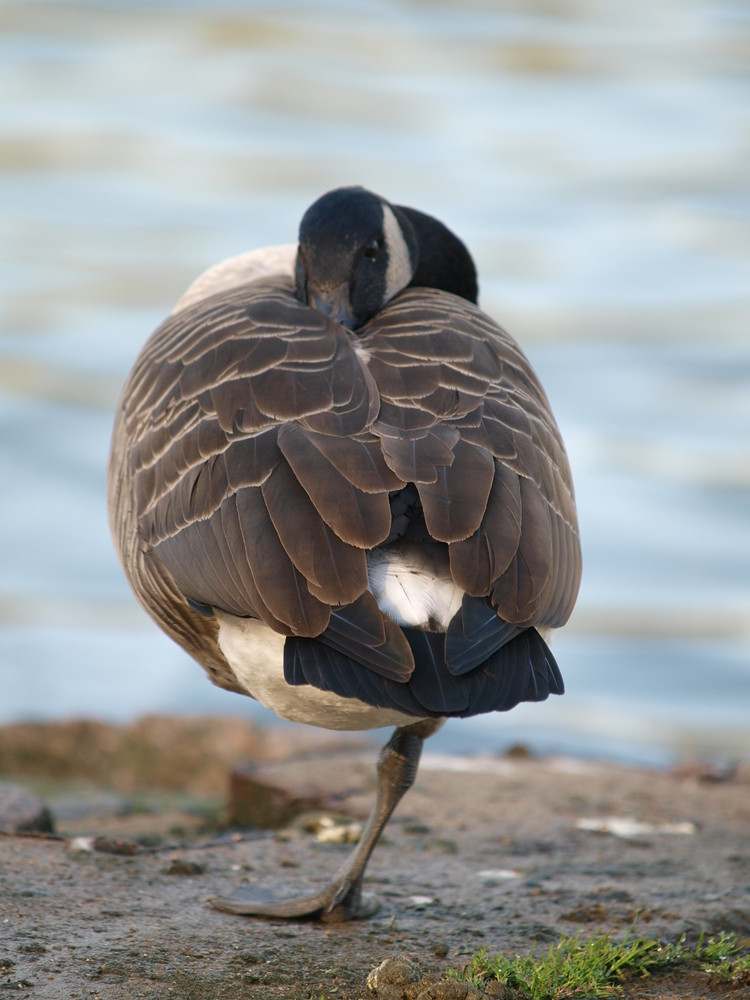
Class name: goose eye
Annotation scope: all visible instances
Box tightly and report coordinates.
[364,239,380,260]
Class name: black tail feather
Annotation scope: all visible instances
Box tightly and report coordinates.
[284,625,564,720]
[444,594,523,675]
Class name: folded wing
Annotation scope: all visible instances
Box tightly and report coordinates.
[109,277,581,714]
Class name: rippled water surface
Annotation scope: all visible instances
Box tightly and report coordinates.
[2,0,749,765]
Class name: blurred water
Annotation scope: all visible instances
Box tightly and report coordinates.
[1,0,749,767]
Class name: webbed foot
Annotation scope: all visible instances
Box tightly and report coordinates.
[210,878,379,922]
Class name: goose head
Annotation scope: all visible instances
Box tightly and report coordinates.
[295,186,478,330]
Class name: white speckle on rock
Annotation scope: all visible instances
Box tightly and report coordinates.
[407,895,435,907]
[576,816,696,838]
[478,868,523,881]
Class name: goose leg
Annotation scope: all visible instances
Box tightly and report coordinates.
[210,718,442,922]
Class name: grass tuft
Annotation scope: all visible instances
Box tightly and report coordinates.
[694,930,750,984]
[453,930,749,999]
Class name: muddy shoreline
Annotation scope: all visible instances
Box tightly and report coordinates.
[1,717,748,998]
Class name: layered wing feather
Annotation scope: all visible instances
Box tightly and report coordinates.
[110,277,391,651]
[361,289,581,633]
[108,273,581,717]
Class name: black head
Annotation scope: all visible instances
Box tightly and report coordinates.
[295,186,477,330]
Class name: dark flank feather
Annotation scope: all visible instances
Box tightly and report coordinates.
[290,429,405,494]
[448,460,522,595]
[261,458,368,605]
[277,424,393,547]
[322,592,415,681]
[416,437,495,542]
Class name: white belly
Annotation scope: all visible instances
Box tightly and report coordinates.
[215,612,421,731]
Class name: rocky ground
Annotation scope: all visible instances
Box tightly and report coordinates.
[0,716,748,999]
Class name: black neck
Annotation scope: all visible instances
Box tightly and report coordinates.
[395,205,478,304]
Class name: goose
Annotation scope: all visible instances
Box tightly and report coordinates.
[107,186,581,922]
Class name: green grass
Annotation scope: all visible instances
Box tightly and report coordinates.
[453,930,749,999]
[693,930,750,983]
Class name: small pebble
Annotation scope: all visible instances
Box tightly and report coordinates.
[576,816,695,838]
[478,869,522,882]
[93,836,140,856]
[165,859,206,876]
[68,836,95,853]
[302,814,363,844]
[407,895,435,909]
[367,955,421,990]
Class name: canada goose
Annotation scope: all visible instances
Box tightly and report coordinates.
[107,186,581,921]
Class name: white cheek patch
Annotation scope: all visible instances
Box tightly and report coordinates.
[382,204,414,304]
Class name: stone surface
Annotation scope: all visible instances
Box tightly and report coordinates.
[228,751,373,828]
[0,781,53,834]
[367,955,422,989]
[0,717,748,999]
